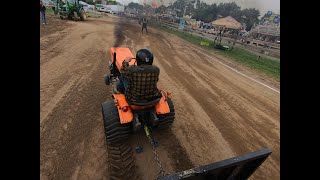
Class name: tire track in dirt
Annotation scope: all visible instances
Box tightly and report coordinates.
[40,46,102,125]
[40,30,70,64]
[159,32,278,178]
[154,54,236,164]
[118,21,196,179]
[40,16,280,180]
[177,45,280,169]
[40,75,81,125]
[40,15,71,37]
[161,30,280,90]
[129,129,194,180]
[40,16,74,64]
[40,17,119,180]
[40,19,111,117]
[40,51,110,179]
[131,24,280,179]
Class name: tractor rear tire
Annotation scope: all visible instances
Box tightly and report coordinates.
[157,98,175,129]
[102,100,131,144]
[80,10,87,21]
[107,143,139,180]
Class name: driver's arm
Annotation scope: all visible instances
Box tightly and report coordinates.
[121,57,131,72]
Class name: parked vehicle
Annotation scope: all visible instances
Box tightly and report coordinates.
[95,4,108,12]
[106,10,116,14]
[79,1,94,12]
[56,0,87,21]
[105,5,124,14]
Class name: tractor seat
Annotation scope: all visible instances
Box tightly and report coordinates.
[129,98,161,106]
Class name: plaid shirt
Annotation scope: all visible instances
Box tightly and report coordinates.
[123,65,162,102]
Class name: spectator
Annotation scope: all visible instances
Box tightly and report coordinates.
[141,17,148,33]
[40,1,47,25]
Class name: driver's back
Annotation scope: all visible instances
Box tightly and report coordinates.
[124,65,161,103]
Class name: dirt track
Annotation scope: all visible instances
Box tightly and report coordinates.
[40,15,280,180]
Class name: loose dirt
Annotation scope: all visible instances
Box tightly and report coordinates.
[40,15,280,180]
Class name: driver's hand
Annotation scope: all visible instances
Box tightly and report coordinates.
[124,57,132,62]
[122,59,130,69]
[122,61,129,68]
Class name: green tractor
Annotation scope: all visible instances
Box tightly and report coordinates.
[55,0,87,21]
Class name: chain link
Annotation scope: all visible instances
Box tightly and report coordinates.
[144,126,170,179]
[150,138,170,179]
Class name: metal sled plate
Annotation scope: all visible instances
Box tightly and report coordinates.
[159,149,272,180]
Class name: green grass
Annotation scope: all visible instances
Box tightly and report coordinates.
[219,47,280,79]
[46,7,55,15]
[151,23,280,80]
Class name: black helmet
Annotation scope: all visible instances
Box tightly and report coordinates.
[136,48,153,66]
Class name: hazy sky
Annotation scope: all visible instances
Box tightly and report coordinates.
[119,0,280,15]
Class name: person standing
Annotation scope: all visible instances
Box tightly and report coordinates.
[141,17,148,33]
[40,1,47,25]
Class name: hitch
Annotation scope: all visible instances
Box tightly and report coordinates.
[133,114,142,132]
[150,110,160,127]
[135,146,143,153]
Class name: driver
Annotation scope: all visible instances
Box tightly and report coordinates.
[116,48,162,103]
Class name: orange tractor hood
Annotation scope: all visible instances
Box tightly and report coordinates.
[110,47,136,71]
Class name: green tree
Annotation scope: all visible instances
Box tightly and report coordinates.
[172,0,195,17]
[128,2,144,10]
[86,0,94,5]
[239,8,260,30]
[192,3,217,22]
[107,0,117,5]
[156,5,166,14]
[217,2,241,19]
[191,1,260,28]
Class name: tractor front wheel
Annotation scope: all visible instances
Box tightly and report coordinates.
[102,100,131,144]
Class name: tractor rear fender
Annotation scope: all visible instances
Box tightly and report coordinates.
[112,94,133,124]
[155,93,171,115]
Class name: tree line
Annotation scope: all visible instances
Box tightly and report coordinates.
[128,0,261,31]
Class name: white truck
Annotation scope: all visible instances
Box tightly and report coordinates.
[79,1,95,12]
[95,4,108,13]
[105,5,124,14]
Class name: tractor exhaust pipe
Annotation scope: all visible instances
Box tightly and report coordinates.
[113,52,117,65]
[104,52,117,86]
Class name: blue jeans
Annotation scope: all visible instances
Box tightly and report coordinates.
[41,12,46,24]
[116,75,128,94]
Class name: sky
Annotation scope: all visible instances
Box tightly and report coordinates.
[118,0,280,15]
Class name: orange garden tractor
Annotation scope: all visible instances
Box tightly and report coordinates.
[102,47,174,146]
[101,47,272,180]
